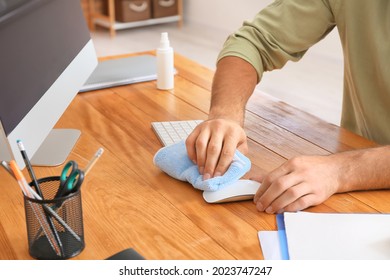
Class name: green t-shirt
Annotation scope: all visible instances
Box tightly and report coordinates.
[218,0,390,144]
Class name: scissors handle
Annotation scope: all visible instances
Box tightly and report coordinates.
[60,160,78,182]
[55,161,84,198]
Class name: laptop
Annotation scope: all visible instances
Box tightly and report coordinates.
[79,55,158,92]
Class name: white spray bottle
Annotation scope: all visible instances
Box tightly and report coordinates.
[157,32,174,90]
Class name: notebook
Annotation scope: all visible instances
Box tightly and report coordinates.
[79,55,158,92]
[259,212,390,260]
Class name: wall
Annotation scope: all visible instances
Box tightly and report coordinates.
[182,0,344,125]
[183,0,342,60]
[184,0,272,33]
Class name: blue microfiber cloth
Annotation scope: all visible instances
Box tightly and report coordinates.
[153,140,251,191]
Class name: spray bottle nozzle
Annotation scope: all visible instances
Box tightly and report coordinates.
[159,32,170,49]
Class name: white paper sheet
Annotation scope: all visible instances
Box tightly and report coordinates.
[284,212,390,260]
[258,231,283,260]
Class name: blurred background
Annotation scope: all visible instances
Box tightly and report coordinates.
[81,0,344,125]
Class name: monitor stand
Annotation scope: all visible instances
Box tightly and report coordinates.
[31,129,80,166]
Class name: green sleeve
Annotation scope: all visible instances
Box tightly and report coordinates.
[218,0,336,81]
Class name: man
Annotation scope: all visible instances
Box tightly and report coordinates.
[185,0,390,214]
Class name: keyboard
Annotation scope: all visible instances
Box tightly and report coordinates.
[151,120,203,146]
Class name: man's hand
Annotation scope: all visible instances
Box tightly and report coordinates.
[253,154,343,213]
[253,146,390,213]
[185,119,248,180]
[185,56,257,180]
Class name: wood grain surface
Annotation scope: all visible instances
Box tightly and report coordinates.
[0,52,384,260]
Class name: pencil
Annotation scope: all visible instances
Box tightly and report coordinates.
[84,147,104,176]
[16,140,43,198]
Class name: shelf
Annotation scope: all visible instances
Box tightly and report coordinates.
[94,15,181,30]
[88,0,183,37]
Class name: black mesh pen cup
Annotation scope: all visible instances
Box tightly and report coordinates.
[24,176,85,259]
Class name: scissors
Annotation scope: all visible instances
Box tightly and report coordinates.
[55,160,84,198]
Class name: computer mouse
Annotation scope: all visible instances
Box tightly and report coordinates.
[202,179,261,203]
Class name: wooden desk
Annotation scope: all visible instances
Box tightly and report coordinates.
[0,52,389,260]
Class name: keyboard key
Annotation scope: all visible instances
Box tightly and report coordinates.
[151,120,203,146]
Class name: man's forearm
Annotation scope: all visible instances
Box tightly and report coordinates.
[209,56,258,126]
[335,145,390,193]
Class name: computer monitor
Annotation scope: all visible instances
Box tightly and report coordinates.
[0,0,97,169]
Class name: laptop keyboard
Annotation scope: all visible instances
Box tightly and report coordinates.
[151,120,203,146]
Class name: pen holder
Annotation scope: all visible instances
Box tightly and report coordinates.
[24,176,85,259]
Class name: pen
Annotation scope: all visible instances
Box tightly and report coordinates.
[1,160,15,179]
[9,160,63,257]
[9,160,36,199]
[84,147,104,176]
[16,140,43,198]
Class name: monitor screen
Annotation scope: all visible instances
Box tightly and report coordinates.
[0,0,97,168]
